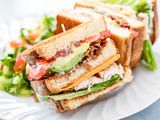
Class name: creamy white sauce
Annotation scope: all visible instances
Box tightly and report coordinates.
[74,63,124,91]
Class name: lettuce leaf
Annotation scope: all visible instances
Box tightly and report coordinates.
[142,39,157,70]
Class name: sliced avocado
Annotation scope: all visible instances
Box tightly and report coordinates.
[51,74,120,100]
[48,43,89,73]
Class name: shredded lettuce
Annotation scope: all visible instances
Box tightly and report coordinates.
[37,15,56,41]
[0,46,32,96]
[20,28,33,44]
[20,15,56,43]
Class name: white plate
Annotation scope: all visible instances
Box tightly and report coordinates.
[0,1,160,120]
[0,47,160,120]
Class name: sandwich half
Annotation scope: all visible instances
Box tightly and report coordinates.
[21,17,133,112]
[55,8,145,67]
[73,0,158,70]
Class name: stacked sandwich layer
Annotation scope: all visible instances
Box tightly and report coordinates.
[21,16,133,112]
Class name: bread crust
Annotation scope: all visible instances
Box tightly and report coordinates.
[150,0,158,43]
[31,80,50,96]
[131,25,146,67]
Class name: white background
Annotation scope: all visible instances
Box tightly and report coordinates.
[0,0,75,22]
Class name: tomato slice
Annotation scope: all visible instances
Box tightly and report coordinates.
[27,60,51,80]
[28,33,39,41]
[27,66,46,80]
[10,38,26,49]
[14,54,26,73]
[27,27,40,41]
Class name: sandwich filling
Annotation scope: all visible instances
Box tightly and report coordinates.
[74,63,124,91]
[38,63,125,101]
[27,30,111,80]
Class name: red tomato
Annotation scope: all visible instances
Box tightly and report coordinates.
[28,32,40,41]
[27,59,50,80]
[10,38,26,49]
[27,65,47,80]
[27,27,40,41]
[14,54,26,73]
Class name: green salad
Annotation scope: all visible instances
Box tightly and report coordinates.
[0,15,56,96]
[103,0,157,70]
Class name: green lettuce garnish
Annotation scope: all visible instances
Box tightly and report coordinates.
[20,28,33,44]
[142,40,157,70]
[38,15,56,41]
[0,47,32,96]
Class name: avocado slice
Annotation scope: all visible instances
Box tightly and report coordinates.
[49,74,120,100]
[47,43,89,73]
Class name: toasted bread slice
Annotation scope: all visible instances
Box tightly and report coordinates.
[31,39,119,94]
[47,67,133,112]
[21,16,107,65]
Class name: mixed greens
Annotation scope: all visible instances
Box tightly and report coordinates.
[103,0,157,70]
[38,74,120,101]
[0,47,31,96]
[0,15,56,96]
